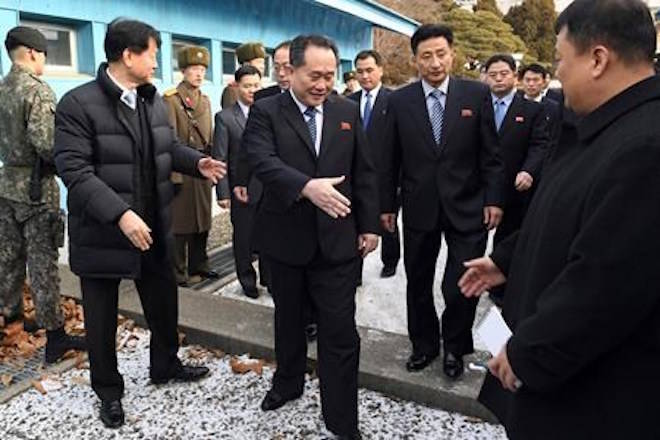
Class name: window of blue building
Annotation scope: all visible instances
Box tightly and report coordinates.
[20,20,78,74]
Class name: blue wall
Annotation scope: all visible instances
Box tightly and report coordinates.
[0,0,374,114]
[0,0,377,211]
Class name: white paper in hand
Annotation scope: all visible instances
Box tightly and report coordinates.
[477,305,512,356]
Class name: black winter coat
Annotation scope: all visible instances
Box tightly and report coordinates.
[481,75,660,440]
[54,63,204,278]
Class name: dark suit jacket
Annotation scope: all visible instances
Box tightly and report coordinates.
[482,75,660,440]
[243,92,380,265]
[255,84,283,101]
[381,78,504,233]
[496,93,549,207]
[348,86,392,159]
[212,103,262,205]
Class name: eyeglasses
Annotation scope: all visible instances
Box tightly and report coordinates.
[273,63,290,72]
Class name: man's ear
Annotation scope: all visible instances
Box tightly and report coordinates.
[591,45,610,79]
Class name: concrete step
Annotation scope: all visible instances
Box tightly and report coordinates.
[58,264,497,423]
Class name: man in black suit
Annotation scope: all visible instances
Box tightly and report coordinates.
[254,40,291,101]
[348,49,399,279]
[460,1,660,438]
[483,54,549,306]
[520,64,561,144]
[243,34,379,439]
[213,65,264,298]
[381,24,504,379]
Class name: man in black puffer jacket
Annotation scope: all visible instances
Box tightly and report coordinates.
[54,19,226,429]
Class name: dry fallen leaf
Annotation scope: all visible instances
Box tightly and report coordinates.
[31,380,47,395]
[230,357,264,375]
[1,374,13,386]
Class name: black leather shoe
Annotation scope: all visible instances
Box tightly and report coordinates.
[380,265,396,278]
[198,270,220,279]
[45,327,88,364]
[305,323,318,342]
[260,389,302,411]
[100,400,124,429]
[443,352,464,379]
[405,352,438,371]
[151,365,210,384]
[243,288,259,299]
[335,431,363,440]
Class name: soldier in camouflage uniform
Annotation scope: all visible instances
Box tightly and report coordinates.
[0,26,86,363]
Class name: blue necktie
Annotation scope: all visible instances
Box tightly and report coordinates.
[363,92,372,131]
[429,90,444,145]
[494,100,506,132]
[304,106,318,155]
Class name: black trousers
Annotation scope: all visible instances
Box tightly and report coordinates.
[403,219,486,357]
[80,249,181,402]
[490,198,528,300]
[173,231,209,283]
[381,193,402,269]
[269,253,360,435]
[231,198,269,292]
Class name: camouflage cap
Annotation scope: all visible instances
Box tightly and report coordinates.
[235,42,265,64]
[5,26,48,54]
[178,45,210,69]
[343,70,357,83]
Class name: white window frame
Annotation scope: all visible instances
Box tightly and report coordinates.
[20,20,78,74]
[222,46,238,84]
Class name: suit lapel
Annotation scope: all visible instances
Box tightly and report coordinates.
[408,82,438,156]
[232,103,246,131]
[280,93,316,159]
[498,94,522,138]
[439,78,460,152]
[319,97,340,160]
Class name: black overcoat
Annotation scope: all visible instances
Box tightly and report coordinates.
[480,75,660,440]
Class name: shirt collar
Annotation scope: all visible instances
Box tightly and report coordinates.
[422,76,449,98]
[106,68,138,110]
[237,99,250,118]
[289,89,323,115]
[491,88,517,106]
[362,83,382,100]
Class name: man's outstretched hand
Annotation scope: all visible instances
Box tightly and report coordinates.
[198,157,227,184]
[301,175,351,219]
[458,257,506,298]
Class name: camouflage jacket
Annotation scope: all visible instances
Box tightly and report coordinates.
[0,63,58,207]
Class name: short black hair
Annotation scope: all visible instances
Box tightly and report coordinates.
[555,0,656,65]
[410,24,453,55]
[354,49,383,67]
[274,40,291,56]
[105,18,161,62]
[289,34,339,68]
[484,54,516,72]
[235,64,261,82]
[520,63,547,78]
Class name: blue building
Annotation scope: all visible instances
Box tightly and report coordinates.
[0,0,417,211]
[0,0,418,112]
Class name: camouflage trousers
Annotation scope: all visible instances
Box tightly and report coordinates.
[0,197,63,330]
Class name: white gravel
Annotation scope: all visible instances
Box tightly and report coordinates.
[0,328,506,439]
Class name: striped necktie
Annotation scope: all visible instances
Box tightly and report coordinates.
[429,90,444,145]
[304,106,318,155]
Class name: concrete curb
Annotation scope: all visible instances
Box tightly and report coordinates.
[58,264,497,423]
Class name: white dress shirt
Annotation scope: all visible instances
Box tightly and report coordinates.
[360,82,382,121]
[421,76,449,118]
[237,99,250,119]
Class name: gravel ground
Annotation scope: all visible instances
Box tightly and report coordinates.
[0,328,506,440]
[207,211,232,250]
